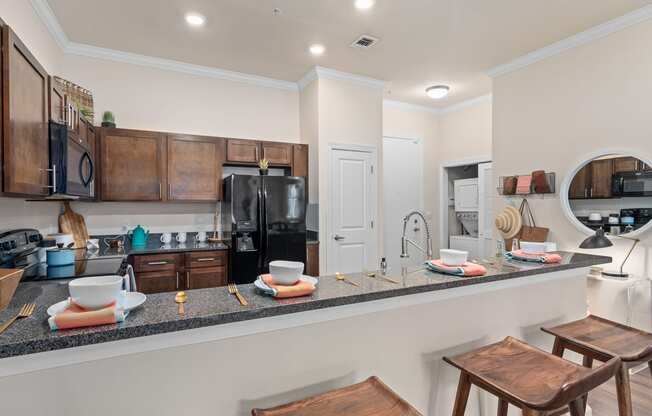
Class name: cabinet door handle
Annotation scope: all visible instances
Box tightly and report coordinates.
[186,272,191,288]
[159,183,162,200]
[176,272,179,290]
[147,261,168,266]
[255,146,259,161]
[196,258,215,262]
[168,183,172,198]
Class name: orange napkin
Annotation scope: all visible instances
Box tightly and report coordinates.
[48,299,126,331]
[509,250,562,264]
[261,274,316,298]
[426,260,487,277]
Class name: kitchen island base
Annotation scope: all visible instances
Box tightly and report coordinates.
[0,269,589,416]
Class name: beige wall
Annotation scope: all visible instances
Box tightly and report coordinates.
[299,80,320,203]
[438,98,493,163]
[382,103,440,250]
[493,19,652,277]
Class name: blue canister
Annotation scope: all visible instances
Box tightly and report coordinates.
[46,248,75,267]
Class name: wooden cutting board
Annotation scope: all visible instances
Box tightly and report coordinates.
[58,201,89,249]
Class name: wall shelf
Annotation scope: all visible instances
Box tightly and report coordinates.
[497,172,556,197]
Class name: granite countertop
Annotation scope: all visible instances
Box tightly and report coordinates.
[0,252,611,359]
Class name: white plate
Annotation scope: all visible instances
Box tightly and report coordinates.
[47,292,146,317]
[254,275,318,291]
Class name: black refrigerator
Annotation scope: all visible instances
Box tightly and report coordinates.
[223,174,307,284]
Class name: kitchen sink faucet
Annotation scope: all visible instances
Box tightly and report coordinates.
[400,210,433,260]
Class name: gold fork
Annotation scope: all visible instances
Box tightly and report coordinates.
[0,303,36,334]
[228,283,248,306]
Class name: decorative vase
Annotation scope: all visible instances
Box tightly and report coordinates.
[101,121,116,128]
[259,169,269,176]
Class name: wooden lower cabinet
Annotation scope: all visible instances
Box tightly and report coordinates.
[186,266,227,289]
[131,250,228,294]
[306,243,319,277]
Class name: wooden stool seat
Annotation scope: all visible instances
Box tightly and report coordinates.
[542,315,652,416]
[542,315,652,362]
[251,376,422,416]
[444,336,620,415]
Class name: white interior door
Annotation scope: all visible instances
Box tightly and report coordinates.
[478,162,494,259]
[383,137,424,267]
[329,147,377,274]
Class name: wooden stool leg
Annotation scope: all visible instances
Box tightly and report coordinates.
[648,360,652,378]
[452,372,471,416]
[580,356,593,414]
[522,408,543,416]
[568,398,586,416]
[551,337,565,358]
[615,363,633,416]
[497,399,508,416]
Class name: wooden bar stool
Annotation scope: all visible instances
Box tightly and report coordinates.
[251,376,422,416]
[542,315,652,416]
[443,336,621,416]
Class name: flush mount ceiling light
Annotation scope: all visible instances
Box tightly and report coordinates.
[185,12,206,27]
[426,85,450,99]
[355,0,375,10]
[309,44,325,56]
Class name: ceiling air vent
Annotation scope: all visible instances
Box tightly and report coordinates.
[350,35,379,49]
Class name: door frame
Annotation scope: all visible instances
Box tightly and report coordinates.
[439,156,492,250]
[327,143,379,275]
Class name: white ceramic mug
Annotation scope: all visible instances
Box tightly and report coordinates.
[160,232,172,244]
[195,231,207,242]
[176,232,187,243]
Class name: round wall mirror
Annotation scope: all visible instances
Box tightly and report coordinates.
[561,151,652,238]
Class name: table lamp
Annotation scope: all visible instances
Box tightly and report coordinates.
[579,227,640,278]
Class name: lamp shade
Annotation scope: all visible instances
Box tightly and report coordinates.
[579,228,613,249]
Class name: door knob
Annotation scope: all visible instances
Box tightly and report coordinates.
[333,235,345,241]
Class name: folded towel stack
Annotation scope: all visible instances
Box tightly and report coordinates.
[505,250,562,264]
[425,260,487,277]
[48,299,126,331]
[256,274,316,298]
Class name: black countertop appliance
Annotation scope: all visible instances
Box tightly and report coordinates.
[223,175,306,284]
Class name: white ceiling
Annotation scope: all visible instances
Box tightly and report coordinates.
[47,0,651,108]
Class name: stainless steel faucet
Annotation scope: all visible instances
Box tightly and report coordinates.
[400,210,433,260]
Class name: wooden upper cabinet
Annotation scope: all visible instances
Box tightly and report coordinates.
[292,144,309,177]
[48,76,65,124]
[2,25,50,196]
[589,159,613,198]
[167,135,224,201]
[613,157,639,173]
[262,142,292,165]
[100,128,166,201]
[569,165,591,199]
[226,139,259,164]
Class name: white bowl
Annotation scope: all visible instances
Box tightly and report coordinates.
[440,249,468,266]
[269,260,304,285]
[520,241,547,254]
[69,275,124,309]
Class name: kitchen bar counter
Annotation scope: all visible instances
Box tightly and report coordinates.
[0,252,610,361]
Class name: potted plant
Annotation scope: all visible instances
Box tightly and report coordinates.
[101,111,116,128]
[258,158,269,176]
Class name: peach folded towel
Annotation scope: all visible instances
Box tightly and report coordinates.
[516,175,533,194]
[48,299,126,331]
[260,274,316,298]
[506,250,562,264]
[425,260,487,277]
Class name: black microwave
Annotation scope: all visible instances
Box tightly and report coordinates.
[612,171,652,197]
[49,121,94,198]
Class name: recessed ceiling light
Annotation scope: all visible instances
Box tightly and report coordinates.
[309,44,325,56]
[355,0,375,10]
[426,85,450,99]
[185,13,206,27]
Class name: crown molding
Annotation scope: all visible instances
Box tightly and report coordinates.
[439,94,492,115]
[299,66,385,90]
[65,42,299,91]
[30,0,68,49]
[383,99,440,115]
[30,0,298,91]
[488,4,652,78]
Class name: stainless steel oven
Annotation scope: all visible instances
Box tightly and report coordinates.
[49,121,94,198]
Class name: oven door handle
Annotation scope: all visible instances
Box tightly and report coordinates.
[79,151,94,187]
